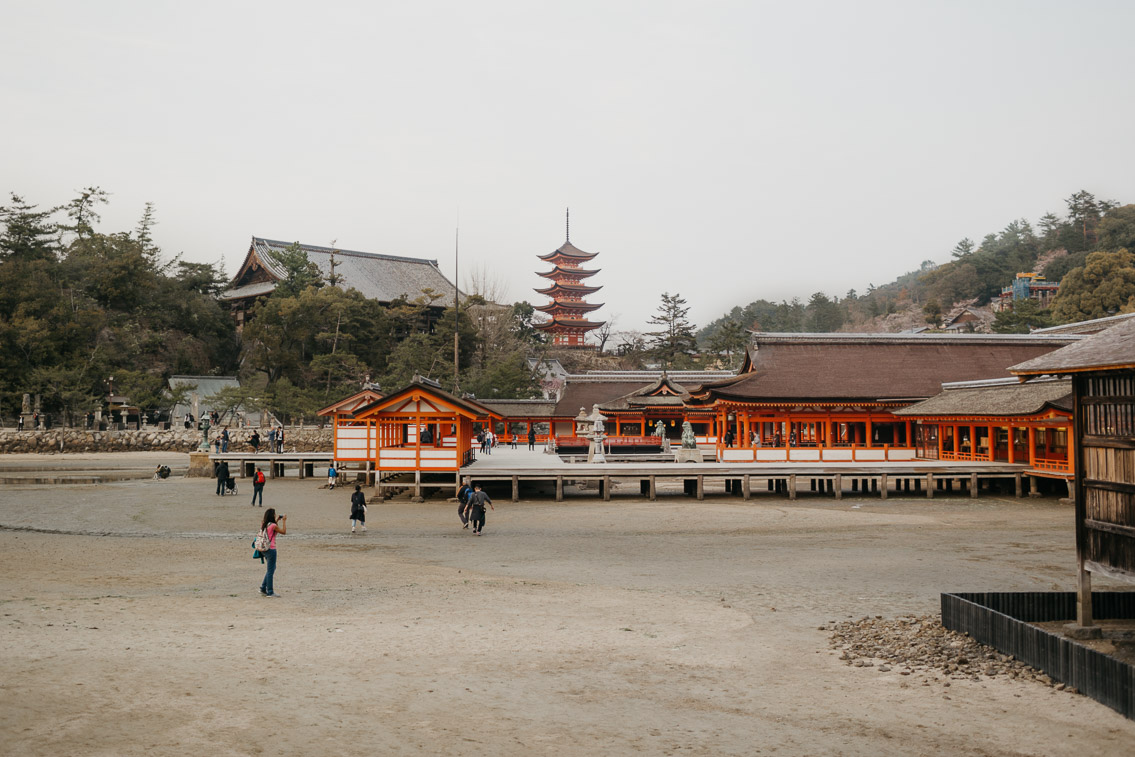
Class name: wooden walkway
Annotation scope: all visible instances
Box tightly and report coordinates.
[382,448,1067,501]
[208,452,336,479]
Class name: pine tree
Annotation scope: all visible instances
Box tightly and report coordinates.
[646,292,697,369]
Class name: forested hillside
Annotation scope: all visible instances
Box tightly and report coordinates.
[699,190,1135,343]
[0,190,545,424]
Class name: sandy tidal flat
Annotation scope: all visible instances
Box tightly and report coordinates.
[1,464,1133,756]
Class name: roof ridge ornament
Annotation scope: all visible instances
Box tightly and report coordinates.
[565,207,570,243]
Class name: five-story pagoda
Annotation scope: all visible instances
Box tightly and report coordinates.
[534,214,605,347]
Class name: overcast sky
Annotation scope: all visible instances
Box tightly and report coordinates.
[4,1,1134,336]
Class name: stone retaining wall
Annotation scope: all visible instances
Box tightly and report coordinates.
[0,428,333,454]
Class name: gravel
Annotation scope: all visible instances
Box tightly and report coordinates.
[826,614,1078,693]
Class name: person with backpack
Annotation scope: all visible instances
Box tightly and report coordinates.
[251,466,266,507]
[463,483,494,535]
[350,485,367,532]
[456,477,473,529]
[327,464,338,490]
[258,508,286,597]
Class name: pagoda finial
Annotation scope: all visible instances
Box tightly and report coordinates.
[565,207,570,243]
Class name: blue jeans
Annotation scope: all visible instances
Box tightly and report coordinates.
[251,483,264,506]
[260,549,277,594]
[222,441,228,452]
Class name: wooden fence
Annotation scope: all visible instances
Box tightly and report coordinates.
[941,591,1135,720]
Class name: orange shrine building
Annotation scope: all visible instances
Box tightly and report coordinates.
[320,333,1085,486]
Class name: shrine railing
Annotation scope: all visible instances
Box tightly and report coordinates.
[718,445,919,463]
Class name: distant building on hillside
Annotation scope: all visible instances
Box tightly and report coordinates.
[993,272,1060,313]
[219,236,458,331]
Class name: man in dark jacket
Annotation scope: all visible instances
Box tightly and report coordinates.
[463,484,494,535]
[215,460,230,496]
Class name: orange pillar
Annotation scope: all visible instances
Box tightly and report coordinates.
[1027,426,1036,468]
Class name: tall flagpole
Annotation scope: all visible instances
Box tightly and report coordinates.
[453,223,460,393]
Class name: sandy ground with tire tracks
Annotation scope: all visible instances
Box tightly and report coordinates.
[0,452,1133,756]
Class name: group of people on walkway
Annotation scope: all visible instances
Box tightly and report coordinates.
[477,429,495,455]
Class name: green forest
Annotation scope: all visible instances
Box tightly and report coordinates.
[0,189,545,424]
[4,187,1133,424]
[697,190,1135,345]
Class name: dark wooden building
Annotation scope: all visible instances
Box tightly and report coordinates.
[1011,318,1135,626]
[219,236,457,331]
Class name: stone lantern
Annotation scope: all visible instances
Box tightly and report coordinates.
[585,404,608,464]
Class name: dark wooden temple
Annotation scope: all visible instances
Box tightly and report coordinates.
[1012,317,1135,627]
[219,236,457,331]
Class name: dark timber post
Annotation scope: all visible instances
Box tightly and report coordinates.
[742,474,751,500]
[556,476,564,502]
[648,475,656,501]
[925,473,934,499]
[788,474,796,500]
[696,475,704,500]
[834,474,841,500]
[512,475,519,502]
[970,472,979,499]
[879,473,887,500]
[602,475,611,502]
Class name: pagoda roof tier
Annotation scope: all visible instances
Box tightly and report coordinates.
[534,282,603,297]
[536,265,601,279]
[535,317,606,331]
[534,300,604,314]
[537,241,599,263]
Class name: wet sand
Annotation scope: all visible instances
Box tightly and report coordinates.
[1,454,1132,756]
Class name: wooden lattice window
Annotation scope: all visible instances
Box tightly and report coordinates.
[1083,375,1135,438]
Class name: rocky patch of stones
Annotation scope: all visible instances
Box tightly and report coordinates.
[826,614,1078,695]
[0,428,333,454]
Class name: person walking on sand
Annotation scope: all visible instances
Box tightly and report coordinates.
[251,466,266,507]
[328,464,338,490]
[258,508,286,597]
[350,485,367,532]
[456,477,473,529]
[464,483,494,535]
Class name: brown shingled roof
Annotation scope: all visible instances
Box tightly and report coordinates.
[478,400,558,419]
[554,380,652,416]
[702,334,1078,402]
[1011,318,1135,375]
[893,379,1072,417]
